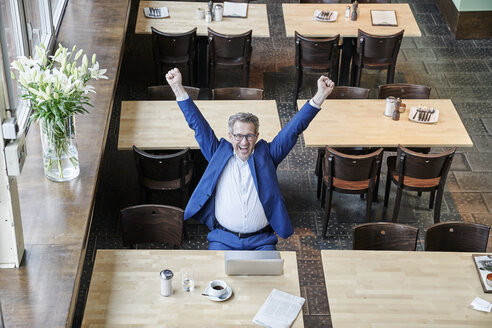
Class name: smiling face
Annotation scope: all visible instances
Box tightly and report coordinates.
[229,121,258,162]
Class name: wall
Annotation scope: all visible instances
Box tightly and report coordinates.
[452,0,492,11]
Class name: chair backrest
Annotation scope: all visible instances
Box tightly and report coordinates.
[394,145,456,181]
[148,85,200,100]
[295,31,340,71]
[325,147,383,182]
[151,27,197,63]
[120,204,184,248]
[212,87,264,100]
[424,221,490,252]
[353,222,418,251]
[327,86,369,99]
[300,0,340,3]
[208,28,252,64]
[378,84,431,99]
[133,146,193,190]
[356,29,403,62]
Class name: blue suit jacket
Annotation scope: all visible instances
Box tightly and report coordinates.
[177,98,320,239]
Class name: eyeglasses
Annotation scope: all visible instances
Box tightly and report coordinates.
[232,133,257,142]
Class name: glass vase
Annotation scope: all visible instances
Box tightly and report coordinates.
[40,116,80,182]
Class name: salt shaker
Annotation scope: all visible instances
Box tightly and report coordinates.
[385,96,396,116]
[160,269,174,297]
[205,10,212,23]
[345,6,350,18]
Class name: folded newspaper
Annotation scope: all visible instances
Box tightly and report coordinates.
[253,289,305,328]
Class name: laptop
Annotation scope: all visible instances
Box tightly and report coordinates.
[224,250,284,276]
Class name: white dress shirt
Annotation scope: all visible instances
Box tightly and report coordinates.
[215,153,268,233]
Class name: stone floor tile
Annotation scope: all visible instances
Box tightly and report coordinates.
[445,73,480,87]
[482,193,492,213]
[454,172,492,192]
[297,259,325,288]
[454,102,492,119]
[303,315,333,328]
[450,153,470,171]
[483,118,492,134]
[402,48,436,61]
[449,192,489,214]
[465,153,492,172]
[303,285,330,315]
[471,135,492,153]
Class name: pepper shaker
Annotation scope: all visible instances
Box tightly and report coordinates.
[392,108,400,121]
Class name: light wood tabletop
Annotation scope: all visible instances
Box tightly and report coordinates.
[136,1,270,37]
[300,99,473,148]
[321,250,492,328]
[283,3,421,37]
[81,250,303,327]
[118,100,282,150]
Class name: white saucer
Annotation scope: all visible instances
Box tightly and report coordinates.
[205,285,233,302]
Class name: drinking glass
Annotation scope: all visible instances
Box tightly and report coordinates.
[182,269,195,292]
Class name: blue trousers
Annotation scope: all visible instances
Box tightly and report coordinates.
[207,228,278,250]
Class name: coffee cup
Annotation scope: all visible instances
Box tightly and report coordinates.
[208,280,228,297]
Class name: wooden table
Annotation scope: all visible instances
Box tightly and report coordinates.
[118,100,281,150]
[300,99,473,148]
[321,250,492,327]
[136,1,270,37]
[283,3,421,37]
[81,250,303,327]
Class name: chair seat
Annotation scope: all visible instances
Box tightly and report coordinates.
[353,54,392,68]
[144,170,193,190]
[324,176,373,191]
[388,156,440,189]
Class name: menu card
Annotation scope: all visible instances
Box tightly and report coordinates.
[472,254,492,293]
[371,10,398,26]
[253,289,305,328]
[223,1,248,18]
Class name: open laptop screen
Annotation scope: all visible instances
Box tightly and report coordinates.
[224,250,284,276]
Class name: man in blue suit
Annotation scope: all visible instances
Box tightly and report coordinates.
[166,68,334,250]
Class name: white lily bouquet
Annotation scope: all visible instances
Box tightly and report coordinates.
[10,44,107,181]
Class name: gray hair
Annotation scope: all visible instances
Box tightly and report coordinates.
[228,112,259,134]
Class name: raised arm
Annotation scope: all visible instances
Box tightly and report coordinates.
[269,75,335,164]
[166,68,219,161]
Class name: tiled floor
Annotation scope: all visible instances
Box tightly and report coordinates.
[72,0,492,326]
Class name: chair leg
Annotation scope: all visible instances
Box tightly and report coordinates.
[373,170,380,202]
[243,64,250,87]
[350,62,357,86]
[429,190,435,209]
[209,64,215,90]
[317,169,323,200]
[322,189,333,239]
[315,149,322,199]
[387,65,396,84]
[321,182,327,208]
[433,188,444,223]
[383,170,391,209]
[188,62,194,87]
[365,190,372,222]
[392,187,403,222]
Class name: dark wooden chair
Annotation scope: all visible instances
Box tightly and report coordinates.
[353,222,418,251]
[424,221,490,252]
[294,31,340,108]
[351,29,404,87]
[300,0,340,3]
[120,204,184,248]
[208,28,252,89]
[211,87,264,100]
[383,145,456,223]
[148,85,200,100]
[315,87,370,200]
[151,27,197,86]
[378,84,431,100]
[133,146,194,208]
[321,147,383,238]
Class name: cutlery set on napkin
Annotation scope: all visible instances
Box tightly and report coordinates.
[144,7,169,18]
[409,106,439,124]
[313,10,338,22]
